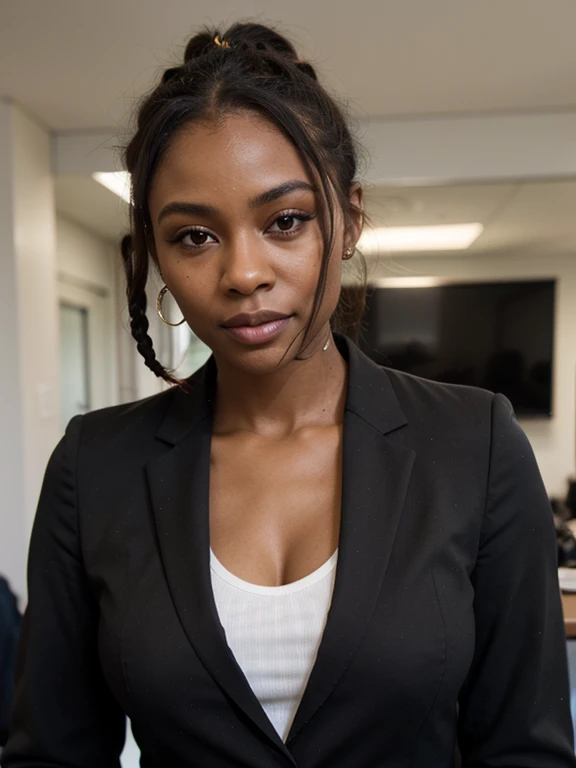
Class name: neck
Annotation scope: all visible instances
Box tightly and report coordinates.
[212,333,348,438]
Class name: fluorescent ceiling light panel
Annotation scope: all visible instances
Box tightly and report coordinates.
[359,223,484,253]
[375,276,444,288]
[92,171,131,204]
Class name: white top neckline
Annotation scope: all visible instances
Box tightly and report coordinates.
[209,547,339,596]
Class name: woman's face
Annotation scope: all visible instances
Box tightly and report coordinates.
[148,111,363,375]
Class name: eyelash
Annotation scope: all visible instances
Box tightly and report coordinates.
[169,210,316,250]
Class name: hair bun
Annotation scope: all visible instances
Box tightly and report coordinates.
[294,60,318,82]
[161,66,183,85]
[181,22,317,78]
[224,22,299,60]
[183,31,220,63]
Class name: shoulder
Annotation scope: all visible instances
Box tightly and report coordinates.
[79,387,175,435]
[377,366,525,484]
[62,387,179,466]
[382,365,533,493]
[382,364,497,430]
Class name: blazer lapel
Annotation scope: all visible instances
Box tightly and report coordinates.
[285,334,415,743]
[147,359,297,762]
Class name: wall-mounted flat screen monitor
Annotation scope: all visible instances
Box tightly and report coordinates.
[356,279,555,418]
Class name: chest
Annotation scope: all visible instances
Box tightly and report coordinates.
[208,426,343,586]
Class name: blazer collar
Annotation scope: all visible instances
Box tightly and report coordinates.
[155,331,408,445]
[147,332,413,762]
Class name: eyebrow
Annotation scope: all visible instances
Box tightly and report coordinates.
[157,180,316,224]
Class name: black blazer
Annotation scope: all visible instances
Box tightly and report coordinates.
[3,332,575,768]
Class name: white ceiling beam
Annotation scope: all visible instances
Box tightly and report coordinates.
[359,111,576,185]
[52,130,123,175]
[52,111,576,184]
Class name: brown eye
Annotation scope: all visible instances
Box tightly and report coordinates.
[185,231,209,246]
[268,212,315,237]
[178,229,217,248]
[276,215,296,231]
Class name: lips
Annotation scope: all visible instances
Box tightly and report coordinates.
[221,311,294,345]
[221,310,292,328]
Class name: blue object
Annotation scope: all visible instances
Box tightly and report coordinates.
[0,577,21,747]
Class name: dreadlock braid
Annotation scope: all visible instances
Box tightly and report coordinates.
[121,234,182,386]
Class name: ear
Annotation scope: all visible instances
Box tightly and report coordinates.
[344,182,364,250]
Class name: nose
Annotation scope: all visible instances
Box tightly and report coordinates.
[219,236,276,296]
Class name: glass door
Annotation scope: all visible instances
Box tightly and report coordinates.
[59,302,90,432]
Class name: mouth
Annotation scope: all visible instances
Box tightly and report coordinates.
[221,311,294,345]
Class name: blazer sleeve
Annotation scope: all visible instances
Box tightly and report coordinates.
[1,415,126,768]
[457,392,576,767]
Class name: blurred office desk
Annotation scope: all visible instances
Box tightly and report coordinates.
[559,569,576,637]
[562,591,576,637]
[563,589,576,750]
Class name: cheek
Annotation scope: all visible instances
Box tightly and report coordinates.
[323,252,344,309]
[162,261,214,318]
[280,243,342,322]
[281,234,332,295]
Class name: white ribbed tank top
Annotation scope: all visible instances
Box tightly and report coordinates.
[209,547,338,742]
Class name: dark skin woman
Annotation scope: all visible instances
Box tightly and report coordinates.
[150,111,363,584]
[3,20,575,768]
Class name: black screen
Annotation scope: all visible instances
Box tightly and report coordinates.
[356,280,555,417]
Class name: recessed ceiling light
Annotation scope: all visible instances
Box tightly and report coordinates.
[92,171,131,204]
[359,223,484,253]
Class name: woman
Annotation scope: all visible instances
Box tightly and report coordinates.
[3,21,575,768]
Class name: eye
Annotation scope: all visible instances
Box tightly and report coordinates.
[175,229,218,249]
[275,215,298,232]
[268,211,315,236]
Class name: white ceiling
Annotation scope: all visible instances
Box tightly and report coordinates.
[17,0,576,255]
[55,176,576,256]
[55,176,131,240]
[366,181,576,254]
[3,0,576,131]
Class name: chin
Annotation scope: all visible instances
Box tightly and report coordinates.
[215,334,307,375]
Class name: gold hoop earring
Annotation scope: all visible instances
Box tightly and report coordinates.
[156,284,186,327]
[343,247,354,260]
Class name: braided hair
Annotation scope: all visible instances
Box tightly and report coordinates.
[122,21,367,387]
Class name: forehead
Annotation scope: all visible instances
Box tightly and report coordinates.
[150,112,314,206]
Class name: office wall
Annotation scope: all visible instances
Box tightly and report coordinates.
[0,102,59,600]
[366,250,576,497]
[0,102,27,600]
[56,216,120,412]
[57,215,118,291]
